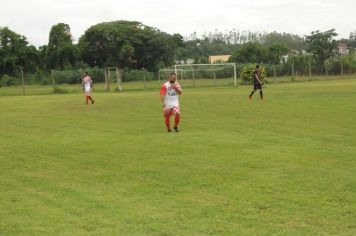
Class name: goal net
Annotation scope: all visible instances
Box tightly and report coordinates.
[158,63,237,88]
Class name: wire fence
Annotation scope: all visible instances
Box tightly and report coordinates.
[1,75,356,96]
[1,64,356,96]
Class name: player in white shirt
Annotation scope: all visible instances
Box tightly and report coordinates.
[82,71,94,104]
[160,73,183,132]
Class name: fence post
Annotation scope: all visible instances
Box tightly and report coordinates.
[233,63,237,86]
[213,71,216,86]
[143,68,146,90]
[21,69,25,95]
[116,67,122,91]
[291,59,295,82]
[105,67,110,91]
[51,69,55,92]
[192,66,195,87]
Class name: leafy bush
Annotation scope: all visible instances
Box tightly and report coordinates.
[240,64,267,84]
[0,74,20,87]
[53,70,82,84]
[83,67,105,83]
[51,67,106,84]
[27,70,50,85]
[264,64,286,77]
[53,87,68,94]
[122,69,154,82]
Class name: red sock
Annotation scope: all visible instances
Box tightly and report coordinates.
[174,114,180,127]
[165,116,171,130]
[85,95,89,104]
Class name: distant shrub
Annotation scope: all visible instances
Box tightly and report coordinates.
[240,64,267,84]
[53,87,68,94]
[0,74,20,87]
[122,69,154,82]
[83,67,105,83]
[53,70,81,84]
[27,70,50,85]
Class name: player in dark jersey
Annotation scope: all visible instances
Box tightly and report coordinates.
[249,64,264,100]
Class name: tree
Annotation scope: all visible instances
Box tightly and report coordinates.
[229,42,267,63]
[338,54,356,74]
[349,30,356,40]
[305,29,338,74]
[0,27,39,76]
[262,32,305,50]
[293,54,313,76]
[19,45,41,73]
[346,31,356,49]
[267,43,289,77]
[175,37,239,63]
[78,21,181,71]
[47,23,76,69]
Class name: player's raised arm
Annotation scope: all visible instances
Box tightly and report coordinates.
[173,82,183,95]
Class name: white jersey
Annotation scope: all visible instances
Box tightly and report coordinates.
[83,76,91,93]
[160,81,181,108]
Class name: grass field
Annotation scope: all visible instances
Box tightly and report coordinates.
[0,79,355,235]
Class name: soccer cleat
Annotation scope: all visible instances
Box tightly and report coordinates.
[167,129,172,132]
[174,127,179,132]
[91,100,94,104]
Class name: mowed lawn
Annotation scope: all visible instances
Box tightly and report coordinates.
[0,79,355,235]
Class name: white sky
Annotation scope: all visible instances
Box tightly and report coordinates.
[1,0,355,47]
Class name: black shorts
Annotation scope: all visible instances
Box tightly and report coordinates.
[253,81,262,90]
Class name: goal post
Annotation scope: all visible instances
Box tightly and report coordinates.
[105,67,123,92]
[163,63,237,87]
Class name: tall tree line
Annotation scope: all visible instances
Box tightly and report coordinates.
[1,23,356,85]
[0,21,183,77]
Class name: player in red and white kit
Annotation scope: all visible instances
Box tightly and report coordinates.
[160,73,183,132]
[82,71,94,104]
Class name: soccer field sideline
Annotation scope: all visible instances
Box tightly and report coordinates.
[0,79,355,235]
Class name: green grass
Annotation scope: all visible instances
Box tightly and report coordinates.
[0,79,355,235]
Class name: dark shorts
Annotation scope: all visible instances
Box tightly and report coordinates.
[253,81,262,90]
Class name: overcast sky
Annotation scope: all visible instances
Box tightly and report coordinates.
[1,0,355,47]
